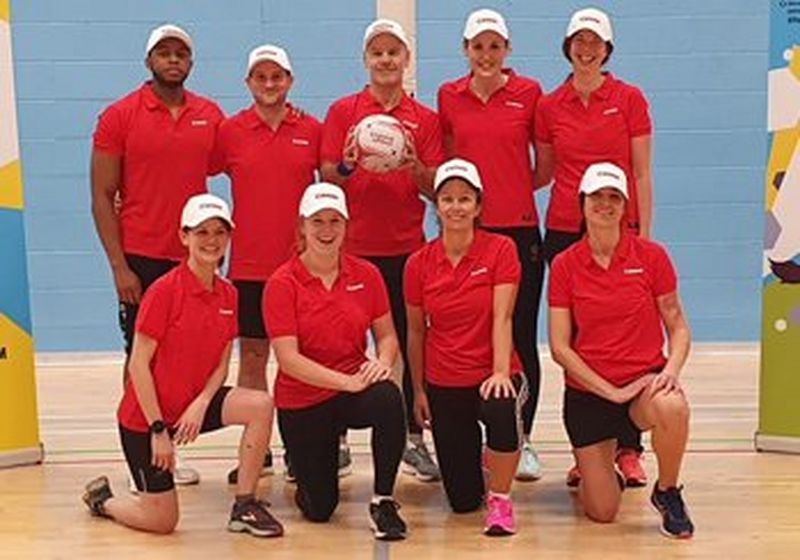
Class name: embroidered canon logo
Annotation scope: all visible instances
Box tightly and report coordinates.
[292,138,310,146]
[603,107,620,115]
[346,283,365,292]
[623,268,644,275]
[219,308,234,315]
[191,119,208,126]
[315,193,339,201]
[470,266,489,277]
[199,202,223,211]
[597,170,621,181]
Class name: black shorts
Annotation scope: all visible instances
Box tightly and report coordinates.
[119,386,232,493]
[118,254,179,354]
[563,387,641,449]
[233,280,267,339]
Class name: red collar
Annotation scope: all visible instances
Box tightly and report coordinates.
[575,231,634,268]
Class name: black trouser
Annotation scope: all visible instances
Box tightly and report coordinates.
[428,376,527,513]
[277,381,405,522]
[483,226,544,436]
[118,254,179,355]
[543,229,643,453]
[363,253,421,435]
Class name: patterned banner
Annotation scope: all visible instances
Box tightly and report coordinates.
[758,0,800,453]
[0,0,42,467]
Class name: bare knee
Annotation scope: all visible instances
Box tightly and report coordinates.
[584,501,619,524]
[652,392,690,426]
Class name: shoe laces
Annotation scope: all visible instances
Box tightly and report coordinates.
[375,499,402,521]
[486,494,512,517]
[414,442,433,462]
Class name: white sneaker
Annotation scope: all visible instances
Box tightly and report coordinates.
[174,453,200,485]
[515,442,542,481]
[128,473,138,494]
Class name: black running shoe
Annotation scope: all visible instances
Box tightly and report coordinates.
[227,498,284,538]
[369,499,407,541]
[228,451,274,485]
[82,475,113,518]
[650,484,694,539]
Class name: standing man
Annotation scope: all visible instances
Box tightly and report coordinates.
[212,44,321,483]
[320,19,444,481]
[91,24,224,486]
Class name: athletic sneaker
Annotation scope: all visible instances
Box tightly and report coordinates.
[284,453,296,483]
[369,499,407,541]
[566,465,581,488]
[227,451,274,485]
[174,453,200,486]
[515,442,543,481]
[484,494,516,536]
[650,484,694,539]
[401,441,441,482]
[227,498,284,538]
[82,475,113,518]
[338,444,353,477]
[616,448,647,487]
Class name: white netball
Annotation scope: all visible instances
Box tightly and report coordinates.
[354,114,407,173]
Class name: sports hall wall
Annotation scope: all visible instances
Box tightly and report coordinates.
[10,0,767,351]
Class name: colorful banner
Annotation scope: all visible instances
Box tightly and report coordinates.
[0,0,42,467]
[758,0,800,453]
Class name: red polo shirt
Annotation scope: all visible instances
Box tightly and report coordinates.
[535,73,651,233]
[93,82,224,260]
[404,231,523,387]
[548,234,676,391]
[438,71,542,228]
[264,254,391,409]
[117,262,238,432]
[213,105,321,280]
[320,88,445,256]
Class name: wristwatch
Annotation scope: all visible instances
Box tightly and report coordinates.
[149,420,166,435]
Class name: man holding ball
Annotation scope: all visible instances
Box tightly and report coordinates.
[320,18,444,481]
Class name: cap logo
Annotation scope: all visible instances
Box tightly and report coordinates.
[477,17,499,24]
[596,170,621,180]
[579,16,601,25]
[446,164,469,173]
[257,49,278,57]
[199,202,223,211]
[373,23,396,32]
[315,193,339,201]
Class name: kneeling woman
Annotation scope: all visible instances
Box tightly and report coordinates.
[405,159,527,536]
[264,183,407,541]
[548,162,694,539]
[83,194,282,538]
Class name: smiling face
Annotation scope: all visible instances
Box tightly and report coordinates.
[180,218,231,267]
[300,209,347,257]
[464,30,509,80]
[567,29,608,75]
[146,38,192,88]
[364,33,409,89]
[246,60,293,109]
[582,187,626,230]
[435,178,482,232]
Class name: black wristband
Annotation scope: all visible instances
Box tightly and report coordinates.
[149,420,166,435]
[337,161,355,177]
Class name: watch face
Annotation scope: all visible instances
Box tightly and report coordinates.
[150,420,165,434]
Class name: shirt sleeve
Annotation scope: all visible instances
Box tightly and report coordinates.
[547,253,573,308]
[650,244,678,297]
[263,274,299,339]
[93,104,126,156]
[528,82,543,145]
[320,100,348,163]
[626,86,653,138]
[134,280,172,341]
[208,119,229,177]
[493,237,521,285]
[533,95,553,144]
[403,250,423,307]
[416,107,445,168]
[367,263,391,321]
[437,87,453,139]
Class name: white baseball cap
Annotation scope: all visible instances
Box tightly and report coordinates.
[363,18,410,51]
[434,158,484,193]
[579,162,628,199]
[146,24,193,56]
[181,194,235,229]
[299,182,349,219]
[247,44,292,76]
[566,7,613,44]
[463,8,509,41]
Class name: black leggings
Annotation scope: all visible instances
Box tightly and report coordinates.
[543,228,643,453]
[483,226,544,436]
[364,253,421,435]
[428,376,527,513]
[277,381,405,522]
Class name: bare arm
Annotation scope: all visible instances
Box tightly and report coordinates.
[91,149,141,303]
[631,135,654,239]
[406,304,426,395]
[127,333,166,425]
[491,283,517,377]
[271,335,366,393]
[533,141,554,190]
[371,312,399,369]
[656,291,691,378]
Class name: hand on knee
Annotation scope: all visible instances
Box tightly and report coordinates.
[653,392,690,428]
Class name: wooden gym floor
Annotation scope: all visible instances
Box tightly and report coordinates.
[1,344,799,559]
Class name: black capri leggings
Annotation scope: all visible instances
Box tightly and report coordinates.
[277,381,405,522]
[428,375,528,513]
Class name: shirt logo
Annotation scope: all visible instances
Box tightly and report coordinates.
[346,283,365,292]
[470,266,488,277]
[401,119,419,130]
[623,268,644,275]
[504,100,525,109]
[219,308,234,315]
[292,138,310,146]
[603,107,620,116]
[191,119,208,126]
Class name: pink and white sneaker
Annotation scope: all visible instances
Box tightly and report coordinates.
[484,494,516,536]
